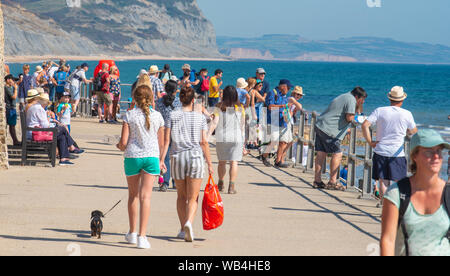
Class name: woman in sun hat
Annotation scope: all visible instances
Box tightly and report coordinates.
[381,128,450,256]
[25,91,83,166]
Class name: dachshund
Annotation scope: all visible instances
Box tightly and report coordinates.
[90,210,104,239]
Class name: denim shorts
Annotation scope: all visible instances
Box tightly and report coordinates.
[70,85,80,100]
[124,157,160,177]
[6,109,17,126]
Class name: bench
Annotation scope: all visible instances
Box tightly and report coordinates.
[20,110,58,167]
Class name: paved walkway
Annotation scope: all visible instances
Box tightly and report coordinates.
[0,118,382,256]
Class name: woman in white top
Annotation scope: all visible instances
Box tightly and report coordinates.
[117,85,165,249]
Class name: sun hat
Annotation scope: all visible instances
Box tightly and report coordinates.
[35,87,45,94]
[236,78,248,89]
[410,129,450,152]
[35,66,43,73]
[136,69,148,79]
[170,75,179,82]
[388,86,407,101]
[292,86,305,96]
[256,68,266,74]
[38,93,50,103]
[148,65,160,75]
[182,64,191,71]
[26,89,40,100]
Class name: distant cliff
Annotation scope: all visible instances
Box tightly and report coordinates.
[3,0,222,58]
[217,34,450,64]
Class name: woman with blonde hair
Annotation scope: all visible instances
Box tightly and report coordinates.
[109,66,121,122]
[381,129,450,256]
[117,85,165,249]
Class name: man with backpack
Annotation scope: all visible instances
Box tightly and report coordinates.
[196,68,209,97]
[94,63,113,123]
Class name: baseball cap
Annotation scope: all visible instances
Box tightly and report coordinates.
[256,68,266,74]
[279,79,293,89]
[410,129,450,152]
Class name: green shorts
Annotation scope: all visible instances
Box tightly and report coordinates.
[124,157,160,177]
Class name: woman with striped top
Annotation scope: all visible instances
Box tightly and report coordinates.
[161,86,214,242]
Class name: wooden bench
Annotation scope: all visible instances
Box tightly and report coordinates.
[20,110,58,167]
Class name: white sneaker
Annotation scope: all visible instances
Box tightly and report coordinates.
[177,230,185,239]
[125,232,137,244]
[137,236,151,249]
[183,221,194,242]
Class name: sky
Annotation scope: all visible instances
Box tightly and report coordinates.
[197,0,450,46]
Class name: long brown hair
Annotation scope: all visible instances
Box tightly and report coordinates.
[134,85,153,130]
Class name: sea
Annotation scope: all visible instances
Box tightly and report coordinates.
[8,59,450,180]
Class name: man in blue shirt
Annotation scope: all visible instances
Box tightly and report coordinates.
[261,79,294,168]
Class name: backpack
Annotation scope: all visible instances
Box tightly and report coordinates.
[397,177,450,256]
[94,72,106,91]
[55,71,68,86]
[200,76,210,92]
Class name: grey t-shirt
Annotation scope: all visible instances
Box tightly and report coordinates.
[4,85,16,110]
[315,92,356,141]
[166,110,208,155]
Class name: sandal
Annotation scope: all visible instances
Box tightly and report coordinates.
[327,182,346,191]
[313,181,326,189]
[218,180,224,192]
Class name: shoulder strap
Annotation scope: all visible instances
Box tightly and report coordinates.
[442,184,450,240]
[397,177,412,256]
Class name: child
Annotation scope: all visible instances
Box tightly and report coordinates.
[116,85,165,249]
[57,92,73,133]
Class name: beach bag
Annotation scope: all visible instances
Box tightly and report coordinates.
[202,175,224,230]
[32,127,53,142]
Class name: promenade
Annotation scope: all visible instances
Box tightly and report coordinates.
[0,118,382,256]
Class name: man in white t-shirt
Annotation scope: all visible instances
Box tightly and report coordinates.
[362,86,418,197]
[70,63,92,115]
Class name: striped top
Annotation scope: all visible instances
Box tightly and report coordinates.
[166,110,207,155]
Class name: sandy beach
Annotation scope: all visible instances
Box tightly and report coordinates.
[5,55,232,64]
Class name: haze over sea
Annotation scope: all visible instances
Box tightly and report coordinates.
[9,59,450,135]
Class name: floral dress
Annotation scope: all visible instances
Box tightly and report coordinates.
[110,76,121,101]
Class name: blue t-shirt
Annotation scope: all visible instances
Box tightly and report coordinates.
[237,88,248,106]
[265,88,289,127]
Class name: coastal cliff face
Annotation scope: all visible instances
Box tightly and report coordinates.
[3,0,221,58]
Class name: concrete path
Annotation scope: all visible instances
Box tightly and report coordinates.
[0,118,382,256]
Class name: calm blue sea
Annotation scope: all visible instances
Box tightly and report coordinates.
[8,59,449,180]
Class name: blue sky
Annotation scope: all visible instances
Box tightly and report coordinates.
[197,0,450,46]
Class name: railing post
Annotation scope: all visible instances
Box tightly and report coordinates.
[305,112,317,172]
[347,124,357,189]
[295,111,306,168]
[404,135,411,174]
[360,127,374,199]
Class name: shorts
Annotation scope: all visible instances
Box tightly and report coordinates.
[372,153,407,181]
[170,149,205,180]
[208,97,220,108]
[315,127,342,154]
[70,85,80,100]
[6,109,17,126]
[124,157,160,177]
[96,91,112,106]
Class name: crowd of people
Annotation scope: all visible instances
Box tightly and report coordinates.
[3,61,450,255]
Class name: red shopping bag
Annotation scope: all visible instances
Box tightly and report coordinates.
[202,175,224,230]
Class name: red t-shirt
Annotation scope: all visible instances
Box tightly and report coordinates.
[101,72,110,93]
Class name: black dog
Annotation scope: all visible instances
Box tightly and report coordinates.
[90,210,104,239]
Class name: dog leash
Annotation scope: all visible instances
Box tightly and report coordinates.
[103,195,127,217]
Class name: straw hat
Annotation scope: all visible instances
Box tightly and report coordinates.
[26,89,40,100]
[182,64,191,71]
[38,93,50,103]
[292,86,305,96]
[236,78,248,89]
[35,87,45,94]
[388,86,407,101]
[35,66,43,73]
[148,65,160,75]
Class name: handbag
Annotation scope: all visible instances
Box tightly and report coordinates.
[202,174,224,230]
[32,127,53,142]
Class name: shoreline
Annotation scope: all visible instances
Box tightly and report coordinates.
[5,55,233,64]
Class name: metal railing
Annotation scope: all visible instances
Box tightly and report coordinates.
[291,109,413,201]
